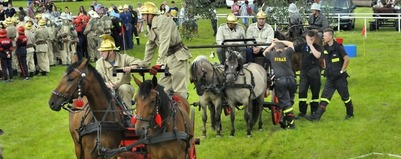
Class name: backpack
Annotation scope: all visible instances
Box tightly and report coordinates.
[246,6,252,14]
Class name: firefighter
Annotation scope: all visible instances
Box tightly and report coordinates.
[306,28,354,121]
[141,1,192,98]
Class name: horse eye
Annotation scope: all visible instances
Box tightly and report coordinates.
[67,77,74,82]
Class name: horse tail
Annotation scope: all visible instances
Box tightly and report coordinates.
[251,99,261,125]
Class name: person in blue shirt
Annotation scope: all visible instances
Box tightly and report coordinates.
[119,4,134,50]
[4,3,15,18]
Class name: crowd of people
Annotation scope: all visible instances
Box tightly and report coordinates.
[0,0,353,129]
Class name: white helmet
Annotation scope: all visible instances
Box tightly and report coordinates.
[288,3,299,13]
[311,3,320,11]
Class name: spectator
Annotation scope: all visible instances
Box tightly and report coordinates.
[50,4,60,18]
[159,4,167,15]
[92,0,99,11]
[162,0,170,11]
[231,0,240,16]
[78,5,87,16]
[240,0,252,29]
[4,3,15,18]
[136,2,143,35]
[27,3,35,19]
[0,28,14,82]
[168,1,179,16]
[16,26,29,80]
[0,6,5,21]
[210,8,217,37]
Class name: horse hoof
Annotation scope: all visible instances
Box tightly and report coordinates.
[229,135,234,138]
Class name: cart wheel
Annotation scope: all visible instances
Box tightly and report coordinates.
[270,96,281,125]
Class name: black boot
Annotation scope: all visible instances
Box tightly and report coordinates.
[29,72,34,77]
[285,113,295,129]
[345,101,354,120]
[310,101,319,115]
[41,72,47,76]
[136,37,140,45]
[306,105,326,121]
[295,101,307,119]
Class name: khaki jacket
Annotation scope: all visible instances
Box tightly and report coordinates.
[96,53,146,86]
[216,23,245,45]
[143,15,191,65]
[246,23,274,48]
[6,25,16,39]
[83,18,98,37]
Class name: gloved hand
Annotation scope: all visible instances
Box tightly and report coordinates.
[150,64,162,75]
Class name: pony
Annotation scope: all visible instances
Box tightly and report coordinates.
[224,50,268,137]
[189,55,227,137]
[48,59,126,159]
[132,76,195,159]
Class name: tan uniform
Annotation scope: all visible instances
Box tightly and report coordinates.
[58,20,75,65]
[96,53,146,107]
[34,26,50,72]
[47,23,56,66]
[215,23,246,64]
[25,29,36,74]
[143,15,192,98]
[6,25,17,72]
[246,23,274,46]
[84,18,100,61]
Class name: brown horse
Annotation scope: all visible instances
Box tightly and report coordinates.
[48,59,126,159]
[133,76,195,159]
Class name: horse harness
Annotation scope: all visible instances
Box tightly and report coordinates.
[52,68,126,159]
[102,90,194,158]
[197,63,226,95]
[224,66,257,99]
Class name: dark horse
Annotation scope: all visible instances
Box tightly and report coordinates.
[224,50,268,137]
[48,59,125,159]
[190,55,226,137]
[132,76,195,159]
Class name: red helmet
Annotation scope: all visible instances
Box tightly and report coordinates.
[0,29,7,38]
[17,26,25,34]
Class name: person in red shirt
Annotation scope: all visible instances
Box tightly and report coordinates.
[0,29,14,82]
[16,26,29,80]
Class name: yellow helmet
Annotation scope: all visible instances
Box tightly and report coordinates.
[98,34,119,51]
[170,10,177,17]
[35,14,42,19]
[4,17,13,25]
[141,2,158,15]
[39,19,46,26]
[256,11,267,19]
[11,16,18,23]
[24,23,33,30]
[226,13,238,24]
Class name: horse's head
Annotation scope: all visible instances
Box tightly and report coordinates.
[189,56,215,96]
[225,49,243,84]
[133,76,170,137]
[48,59,91,111]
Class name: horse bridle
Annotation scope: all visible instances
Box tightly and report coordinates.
[194,62,224,94]
[52,68,87,111]
[134,89,163,132]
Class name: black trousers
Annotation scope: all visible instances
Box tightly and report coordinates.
[298,66,321,114]
[1,58,13,80]
[320,74,350,106]
[17,55,28,77]
[275,76,296,110]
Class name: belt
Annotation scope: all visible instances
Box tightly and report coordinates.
[27,44,34,48]
[36,41,47,45]
[167,42,185,56]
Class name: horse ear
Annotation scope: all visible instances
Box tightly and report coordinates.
[132,74,142,86]
[79,58,90,69]
[152,76,158,89]
[72,54,79,63]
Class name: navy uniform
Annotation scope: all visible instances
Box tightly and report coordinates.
[263,41,296,129]
[0,29,14,82]
[293,30,322,118]
[120,4,134,50]
[307,29,354,121]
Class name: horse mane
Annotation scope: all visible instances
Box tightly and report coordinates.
[66,61,112,100]
[138,80,171,117]
[190,55,209,80]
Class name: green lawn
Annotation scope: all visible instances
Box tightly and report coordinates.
[1,1,401,159]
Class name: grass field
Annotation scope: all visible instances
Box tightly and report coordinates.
[1,1,401,159]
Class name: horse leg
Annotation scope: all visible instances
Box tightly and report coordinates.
[213,99,223,137]
[208,102,216,131]
[243,99,252,137]
[257,96,264,131]
[200,99,208,137]
[228,100,236,137]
